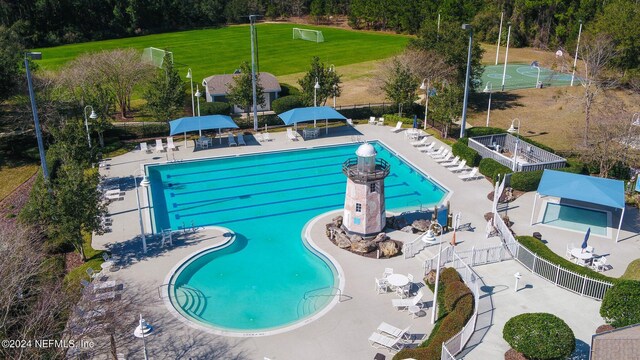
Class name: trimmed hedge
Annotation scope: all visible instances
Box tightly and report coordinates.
[478,158,512,183]
[271,95,305,114]
[452,141,482,167]
[279,83,300,97]
[440,267,461,285]
[382,113,414,126]
[510,170,543,191]
[465,127,507,137]
[503,313,575,359]
[105,123,169,140]
[199,101,231,115]
[444,281,472,312]
[600,281,640,327]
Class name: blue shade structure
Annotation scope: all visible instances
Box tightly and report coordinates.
[169,115,238,136]
[278,106,346,132]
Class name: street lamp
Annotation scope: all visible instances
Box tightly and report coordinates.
[507,118,521,171]
[571,20,583,87]
[195,85,202,117]
[460,24,473,139]
[420,78,431,130]
[501,22,512,91]
[430,222,444,325]
[332,84,337,108]
[314,77,320,107]
[483,82,492,127]
[133,167,150,254]
[83,105,97,148]
[24,51,49,181]
[495,11,504,65]
[186,68,195,116]
[133,314,153,359]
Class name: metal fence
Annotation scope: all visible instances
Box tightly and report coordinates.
[494,212,613,300]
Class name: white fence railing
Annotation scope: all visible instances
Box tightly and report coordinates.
[494,212,613,300]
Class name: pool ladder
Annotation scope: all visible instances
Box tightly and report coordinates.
[296,286,347,318]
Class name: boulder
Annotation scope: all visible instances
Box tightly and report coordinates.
[349,234,363,243]
[394,217,408,230]
[411,219,431,233]
[335,231,352,249]
[372,232,388,243]
[424,270,436,285]
[332,215,343,228]
[386,216,396,229]
[351,240,376,254]
[378,240,398,257]
[400,225,415,233]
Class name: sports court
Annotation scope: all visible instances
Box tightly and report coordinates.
[481,64,575,91]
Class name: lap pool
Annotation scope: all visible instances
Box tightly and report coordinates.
[147,141,448,335]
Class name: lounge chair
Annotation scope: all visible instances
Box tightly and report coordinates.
[81,279,117,292]
[459,167,483,181]
[154,139,166,153]
[166,137,176,151]
[392,289,424,310]
[104,190,123,201]
[139,142,152,154]
[435,152,453,163]
[263,132,273,142]
[389,121,403,133]
[86,267,102,281]
[368,332,405,353]
[418,143,436,153]
[287,128,298,141]
[237,134,246,146]
[378,117,385,126]
[428,147,447,158]
[442,156,460,167]
[450,159,468,173]
[411,137,430,147]
[369,116,377,125]
[346,118,354,126]
[228,133,237,146]
[376,323,412,341]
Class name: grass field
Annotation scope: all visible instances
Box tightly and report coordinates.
[35,24,410,77]
[0,164,37,202]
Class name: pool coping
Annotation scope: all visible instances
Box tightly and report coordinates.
[536,197,612,238]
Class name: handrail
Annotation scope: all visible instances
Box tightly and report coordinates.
[303,286,343,301]
[342,158,390,183]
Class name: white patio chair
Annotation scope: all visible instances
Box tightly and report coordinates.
[368,332,405,353]
[166,137,177,151]
[585,245,594,253]
[566,244,574,259]
[377,117,385,126]
[392,289,424,310]
[592,256,607,272]
[383,268,393,278]
[375,278,389,294]
[139,142,152,154]
[369,116,377,125]
[376,322,412,341]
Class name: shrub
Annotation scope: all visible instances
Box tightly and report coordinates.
[452,141,482,167]
[465,127,506,137]
[105,123,169,140]
[503,313,575,360]
[279,83,300,97]
[478,158,512,183]
[600,281,640,327]
[510,170,543,191]
[440,267,461,285]
[200,101,231,115]
[382,113,414,126]
[444,281,472,312]
[271,95,304,114]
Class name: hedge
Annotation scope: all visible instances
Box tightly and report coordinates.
[510,160,586,191]
[199,101,231,115]
[279,83,300,97]
[478,158,512,183]
[105,123,169,140]
[271,95,305,114]
[600,281,640,327]
[382,113,414,126]
[503,313,575,359]
[452,141,482,167]
[465,127,507,137]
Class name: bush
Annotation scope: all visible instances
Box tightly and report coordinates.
[271,95,305,114]
[452,141,482,167]
[465,127,506,137]
[478,158,512,183]
[382,113,413,126]
[503,313,575,360]
[444,281,472,312]
[440,267,461,285]
[510,170,543,191]
[279,83,300,97]
[200,101,231,115]
[105,123,169,140]
[600,281,640,327]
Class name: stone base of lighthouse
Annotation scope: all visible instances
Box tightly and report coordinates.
[343,178,386,238]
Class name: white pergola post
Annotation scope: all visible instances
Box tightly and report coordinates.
[616,207,625,242]
[530,192,538,225]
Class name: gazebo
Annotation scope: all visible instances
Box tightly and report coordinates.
[530,170,626,241]
[169,115,238,147]
[278,106,347,135]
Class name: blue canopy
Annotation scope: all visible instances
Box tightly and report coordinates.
[169,115,238,136]
[277,106,347,125]
[537,170,625,209]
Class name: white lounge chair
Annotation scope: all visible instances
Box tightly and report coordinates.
[390,121,403,133]
[86,267,102,281]
[428,147,446,158]
[392,289,424,310]
[237,134,246,146]
[139,142,151,154]
[263,132,273,142]
[166,137,176,151]
[442,156,460,167]
[375,278,389,294]
[418,143,436,153]
[411,137,430,147]
[450,159,468,173]
[287,128,298,141]
[369,116,377,125]
[459,167,483,181]
[154,139,166,153]
[368,332,405,353]
[255,133,264,142]
[228,133,237,146]
[378,117,385,126]
[376,322,412,341]
[346,118,354,126]
[435,152,453,163]
[104,189,123,201]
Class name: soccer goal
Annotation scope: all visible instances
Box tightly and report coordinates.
[141,47,174,68]
[293,28,324,43]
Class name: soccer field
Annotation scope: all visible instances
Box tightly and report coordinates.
[34,24,410,78]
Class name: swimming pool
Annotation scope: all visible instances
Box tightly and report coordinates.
[149,142,448,334]
[541,202,609,236]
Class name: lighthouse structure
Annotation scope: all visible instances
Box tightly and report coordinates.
[342,143,391,237]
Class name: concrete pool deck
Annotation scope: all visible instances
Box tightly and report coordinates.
[89,123,640,359]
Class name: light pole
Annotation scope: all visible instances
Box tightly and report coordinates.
[507,118,521,171]
[83,105,98,148]
[24,51,49,181]
[495,11,504,65]
[313,77,320,107]
[186,68,195,116]
[249,14,260,131]
[571,20,583,87]
[420,78,430,130]
[133,314,153,359]
[429,222,444,325]
[133,168,150,254]
[195,85,201,117]
[460,24,473,139]
[483,82,493,127]
[332,84,337,108]
[501,22,512,91]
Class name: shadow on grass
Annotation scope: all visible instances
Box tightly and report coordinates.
[469,92,525,112]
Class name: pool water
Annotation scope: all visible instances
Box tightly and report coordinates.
[541,203,608,236]
[148,142,447,333]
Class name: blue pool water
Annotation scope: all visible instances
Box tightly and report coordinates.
[542,203,608,236]
[148,142,447,333]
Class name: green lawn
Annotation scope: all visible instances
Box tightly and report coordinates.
[0,163,38,201]
[35,24,410,77]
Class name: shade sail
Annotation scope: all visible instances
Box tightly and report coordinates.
[169,115,238,136]
[277,106,346,125]
[537,170,625,209]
